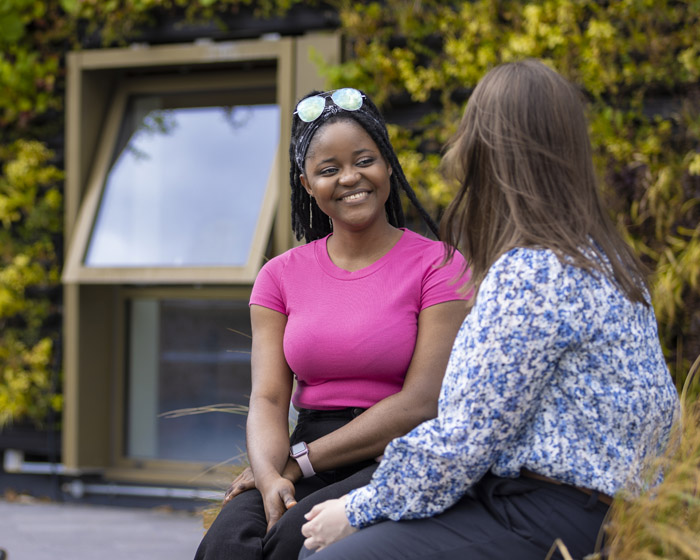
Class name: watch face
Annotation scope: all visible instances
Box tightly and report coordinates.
[290,442,306,456]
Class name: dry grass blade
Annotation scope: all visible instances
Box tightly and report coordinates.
[226,327,252,339]
[680,353,700,405]
[201,504,222,531]
[158,403,249,419]
[644,524,700,558]
[187,451,248,484]
[545,538,574,560]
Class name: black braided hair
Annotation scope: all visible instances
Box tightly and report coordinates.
[289,89,439,243]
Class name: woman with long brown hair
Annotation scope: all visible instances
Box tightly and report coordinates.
[299,59,680,560]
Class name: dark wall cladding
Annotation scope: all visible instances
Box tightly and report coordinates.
[79,3,341,49]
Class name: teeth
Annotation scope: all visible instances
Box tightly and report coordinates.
[342,192,367,201]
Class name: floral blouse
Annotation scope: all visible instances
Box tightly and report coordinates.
[346,247,680,528]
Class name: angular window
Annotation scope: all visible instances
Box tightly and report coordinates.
[86,100,279,268]
[64,71,280,284]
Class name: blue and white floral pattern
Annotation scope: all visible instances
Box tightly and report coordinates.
[346,247,680,528]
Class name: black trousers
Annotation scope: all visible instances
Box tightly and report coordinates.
[299,473,609,560]
[194,408,378,560]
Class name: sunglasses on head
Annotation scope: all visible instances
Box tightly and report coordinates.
[294,88,365,123]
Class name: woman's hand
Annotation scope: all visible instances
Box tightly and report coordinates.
[223,457,302,506]
[301,495,357,552]
[221,462,299,532]
[259,475,298,532]
[223,466,256,504]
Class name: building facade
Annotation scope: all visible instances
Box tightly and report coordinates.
[60,20,339,490]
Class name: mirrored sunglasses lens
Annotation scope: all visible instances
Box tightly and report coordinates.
[331,88,363,111]
[297,96,326,122]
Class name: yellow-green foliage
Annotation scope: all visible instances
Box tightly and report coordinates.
[1,0,699,424]
[0,1,62,128]
[58,0,319,46]
[319,0,700,387]
[0,336,60,427]
[0,139,63,427]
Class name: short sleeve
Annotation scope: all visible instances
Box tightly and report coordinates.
[249,256,287,314]
[420,246,471,310]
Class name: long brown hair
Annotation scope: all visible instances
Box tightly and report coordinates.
[440,59,648,304]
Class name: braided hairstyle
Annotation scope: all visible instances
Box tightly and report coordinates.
[289,89,438,243]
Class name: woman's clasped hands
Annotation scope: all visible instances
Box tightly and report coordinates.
[223,462,302,532]
[301,495,357,552]
[223,466,256,504]
[258,473,298,532]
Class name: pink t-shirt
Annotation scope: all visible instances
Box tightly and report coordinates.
[249,229,470,409]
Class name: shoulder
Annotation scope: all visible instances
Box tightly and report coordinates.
[491,246,561,272]
[259,239,319,274]
[397,229,466,266]
[398,229,442,252]
[251,240,323,308]
[395,230,470,302]
[481,247,575,302]
[488,247,569,282]
[253,241,322,294]
[480,247,618,314]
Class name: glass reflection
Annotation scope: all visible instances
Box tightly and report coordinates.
[86,96,279,267]
[127,298,251,463]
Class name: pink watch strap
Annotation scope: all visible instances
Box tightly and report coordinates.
[290,443,316,478]
[294,451,315,478]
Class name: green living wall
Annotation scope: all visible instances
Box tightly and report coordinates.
[1,0,698,427]
[319,0,700,388]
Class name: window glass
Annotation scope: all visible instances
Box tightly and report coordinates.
[127,298,251,464]
[85,96,279,267]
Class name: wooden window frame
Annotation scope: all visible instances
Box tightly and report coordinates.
[63,53,289,284]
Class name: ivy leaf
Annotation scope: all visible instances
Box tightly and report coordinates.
[59,0,79,15]
[0,13,25,43]
[689,153,700,176]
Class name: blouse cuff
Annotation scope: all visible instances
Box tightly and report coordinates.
[345,485,383,529]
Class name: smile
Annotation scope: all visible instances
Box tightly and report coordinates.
[340,191,369,202]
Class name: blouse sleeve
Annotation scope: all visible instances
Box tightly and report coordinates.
[345,249,578,527]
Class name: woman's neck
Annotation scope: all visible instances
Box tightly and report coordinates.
[325,221,403,272]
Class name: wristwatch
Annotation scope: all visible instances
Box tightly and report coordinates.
[289,442,315,478]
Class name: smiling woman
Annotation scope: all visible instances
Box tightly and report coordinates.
[193,89,472,560]
[300,119,398,270]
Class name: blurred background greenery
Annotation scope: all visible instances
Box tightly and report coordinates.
[1,0,698,428]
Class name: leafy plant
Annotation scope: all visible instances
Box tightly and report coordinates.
[319,0,700,388]
[2,0,698,422]
[0,139,63,427]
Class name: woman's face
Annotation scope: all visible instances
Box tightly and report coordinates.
[300,119,392,233]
